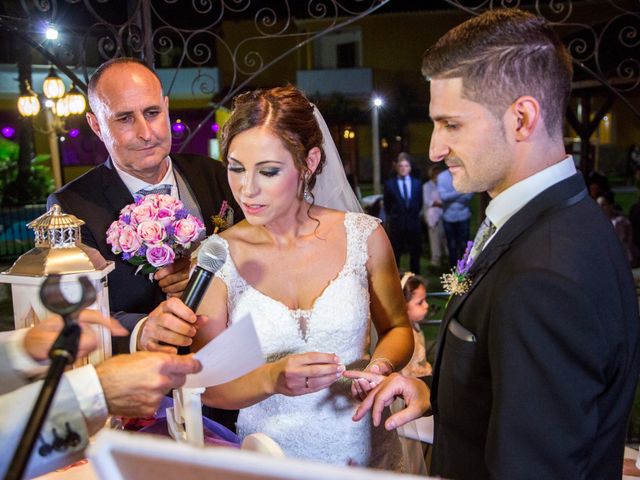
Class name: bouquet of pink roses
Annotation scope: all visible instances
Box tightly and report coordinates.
[106,193,205,278]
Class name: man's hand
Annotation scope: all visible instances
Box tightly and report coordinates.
[96,352,202,418]
[139,297,204,353]
[342,371,431,430]
[155,256,190,297]
[24,310,128,361]
[350,363,387,401]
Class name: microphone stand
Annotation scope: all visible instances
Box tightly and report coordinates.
[6,275,95,480]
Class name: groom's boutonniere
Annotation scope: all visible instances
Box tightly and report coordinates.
[441,240,474,298]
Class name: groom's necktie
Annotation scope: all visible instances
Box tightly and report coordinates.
[469,217,496,262]
[137,184,172,196]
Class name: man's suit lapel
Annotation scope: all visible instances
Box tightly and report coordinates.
[410,177,420,209]
[101,158,134,213]
[389,178,402,207]
[173,155,217,235]
[430,173,588,411]
[430,241,510,410]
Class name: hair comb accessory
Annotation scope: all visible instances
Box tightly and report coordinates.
[400,271,415,289]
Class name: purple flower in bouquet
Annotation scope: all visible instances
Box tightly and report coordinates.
[106,193,205,279]
[146,244,176,268]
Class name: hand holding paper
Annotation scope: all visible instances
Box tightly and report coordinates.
[183,314,264,388]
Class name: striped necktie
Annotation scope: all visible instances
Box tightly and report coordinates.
[469,217,496,261]
[137,184,172,196]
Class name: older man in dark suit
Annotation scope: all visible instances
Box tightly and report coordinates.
[383,152,424,274]
[347,9,640,480]
[48,58,239,350]
[48,58,239,431]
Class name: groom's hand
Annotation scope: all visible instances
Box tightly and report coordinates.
[139,297,204,354]
[343,371,431,430]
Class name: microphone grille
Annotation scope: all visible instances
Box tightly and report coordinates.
[196,236,228,274]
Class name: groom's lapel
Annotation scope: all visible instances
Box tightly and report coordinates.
[430,173,588,411]
[430,241,510,411]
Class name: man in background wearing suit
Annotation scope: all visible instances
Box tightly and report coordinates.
[347,9,640,480]
[383,152,424,274]
[48,58,239,353]
[1,311,200,479]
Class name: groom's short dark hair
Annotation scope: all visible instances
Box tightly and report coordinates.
[421,8,573,138]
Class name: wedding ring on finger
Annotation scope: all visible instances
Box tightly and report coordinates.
[305,377,310,388]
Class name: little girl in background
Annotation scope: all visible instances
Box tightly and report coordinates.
[400,272,432,378]
[391,272,433,475]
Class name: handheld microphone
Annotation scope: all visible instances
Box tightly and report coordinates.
[177,236,227,354]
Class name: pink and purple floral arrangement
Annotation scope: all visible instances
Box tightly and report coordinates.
[106,194,204,278]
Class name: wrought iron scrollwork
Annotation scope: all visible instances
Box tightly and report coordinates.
[442,0,640,100]
[3,0,638,150]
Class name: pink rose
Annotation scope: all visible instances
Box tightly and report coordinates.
[106,222,122,253]
[136,221,166,244]
[119,225,142,253]
[120,203,135,216]
[131,202,158,224]
[156,207,175,227]
[174,217,203,246]
[157,194,183,212]
[146,244,175,268]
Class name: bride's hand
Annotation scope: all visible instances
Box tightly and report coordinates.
[268,352,345,396]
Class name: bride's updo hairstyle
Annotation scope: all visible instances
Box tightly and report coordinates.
[220,86,326,203]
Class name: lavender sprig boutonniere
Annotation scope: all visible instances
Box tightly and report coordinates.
[441,240,474,299]
[211,200,232,234]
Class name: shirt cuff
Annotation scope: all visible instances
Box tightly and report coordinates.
[3,328,50,379]
[129,316,148,353]
[65,364,109,435]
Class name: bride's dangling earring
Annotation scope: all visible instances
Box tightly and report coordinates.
[303,174,313,202]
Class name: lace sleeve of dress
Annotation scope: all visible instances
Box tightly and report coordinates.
[345,212,382,269]
[214,237,247,312]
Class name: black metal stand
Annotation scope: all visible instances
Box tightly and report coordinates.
[6,274,95,480]
[6,323,81,480]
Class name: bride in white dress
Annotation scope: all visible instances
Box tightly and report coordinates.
[140,86,414,470]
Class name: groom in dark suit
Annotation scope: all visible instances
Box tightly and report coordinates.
[383,152,424,273]
[347,9,640,480]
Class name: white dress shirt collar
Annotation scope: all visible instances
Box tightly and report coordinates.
[112,156,177,197]
[486,156,577,232]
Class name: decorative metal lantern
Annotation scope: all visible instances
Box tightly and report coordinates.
[66,84,87,115]
[0,205,115,365]
[43,66,66,100]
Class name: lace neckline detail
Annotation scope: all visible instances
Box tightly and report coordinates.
[221,212,355,316]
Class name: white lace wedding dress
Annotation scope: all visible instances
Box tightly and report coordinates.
[214,212,404,470]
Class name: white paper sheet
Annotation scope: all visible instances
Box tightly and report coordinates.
[184,314,264,388]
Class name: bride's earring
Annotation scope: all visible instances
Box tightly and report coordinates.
[303,174,313,202]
